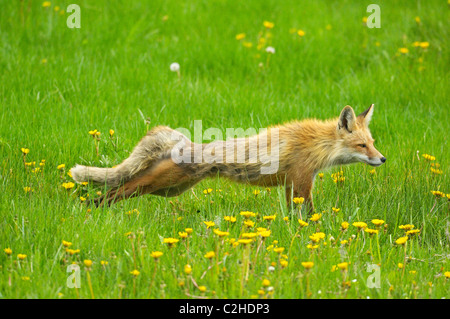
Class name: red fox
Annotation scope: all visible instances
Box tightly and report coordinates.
[71,104,385,211]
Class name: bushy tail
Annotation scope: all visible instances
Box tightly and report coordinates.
[71,164,130,187]
[71,126,186,187]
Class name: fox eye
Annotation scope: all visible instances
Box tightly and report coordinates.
[359,144,367,148]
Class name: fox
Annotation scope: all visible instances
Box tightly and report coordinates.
[71,104,385,211]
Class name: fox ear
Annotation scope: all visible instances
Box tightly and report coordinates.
[338,105,357,133]
[357,104,374,127]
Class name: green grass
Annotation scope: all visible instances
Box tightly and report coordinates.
[1,0,449,299]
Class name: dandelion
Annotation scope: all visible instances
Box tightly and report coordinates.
[301,261,314,269]
[204,251,215,259]
[444,272,450,279]
[198,285,207,292]
[253,189,261,195]
[341,222,350,230]
[203,221,215,229]
[130,269,140,276]
[263,214,276,221]
[309,213,322,222]
[184,264,192,275]
[23,187,32,193]
[298,219,309,227]
[4,248,12,255]
[352,222,368,230]
[235,33,246,40]
[170,62,180,72]
[406,229,420,236]
[17,254,27,260]
[398,48,409,54]
[263,21,274,29]
[84,260,93,268]
[61,182,75,190]
[240,211,256,218]
[431,191,445,198]
[398,263,404,269]
[362,17,368,24]
[242,42,253,48]
[178,231,188,239]
[337,262,349,271]
[273,247,285,254]
[262,279,270,287]
[297,30,305,37]
[419,42,429,49]
[415,16,421,24]
[100,260,108,266]
[163,237,179,247]
[109,129,115,137]
[332,207,341,213]
[213,229,229,237]
[62,240,72,248]
[244,220,255,228]
[399,224,415,230]
[224,216,237,223]
[265,46,275,54]
[293,197,304,205]
[237,239,253,245]
[150,251,163,259]
[371,219,385,227]
[395,236,408,245]
[42,2,51,8]
[185,228,193,234]
[203,188,213,194]
[57,164,65,170]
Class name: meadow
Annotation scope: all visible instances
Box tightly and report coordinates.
[0,0,449,299]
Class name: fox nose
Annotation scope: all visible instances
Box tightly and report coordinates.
[380,157,386,163]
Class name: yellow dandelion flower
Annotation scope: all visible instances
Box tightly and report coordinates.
[61,182,75,190]
[235,33,246,40]
[395,236,408,245]
[341,222,349,230]
[62,240,72,248]
[237,239,253,245]
[292,197,304,205]
[352,222,368,229]
[240,211,256,218]
[262,279,270,287]
[273,247,285,254]
[398,48,409,54]
[399,224,415,230]
[184,264,192,275]
[198,285,207,292]
[297,29,305,37]
[109,129,115,137]
[150,251,163,259]
[130,269,140,276]
[242,42,253,48]
[163,237,179,246]
[83,260,93,267]
[185,228,193,234]
[263,21,274,29]
[263,214,276,221]
[371,219,385,226]
[178,231,188,239]
[17,254,27,260]
[4,248,12,255]
[42,1,51,8]
[309,213,322,222]
[301,261,314,269]
[204,251,215,259]
[337,262,349,271]
[332,207,341,213]
[243,220,255,228]
[203,221,215,228]
[224,216,237,223]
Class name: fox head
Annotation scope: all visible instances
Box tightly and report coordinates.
[336,104,386,167]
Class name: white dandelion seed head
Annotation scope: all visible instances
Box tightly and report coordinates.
[268,266,275,272]
[170,62,180,72]
[265,46,275,54]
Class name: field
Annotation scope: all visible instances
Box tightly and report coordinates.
[0,0,449,299]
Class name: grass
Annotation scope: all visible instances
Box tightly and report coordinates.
[0,0,449,299]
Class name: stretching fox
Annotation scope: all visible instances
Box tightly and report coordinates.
[71,104,385,210]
